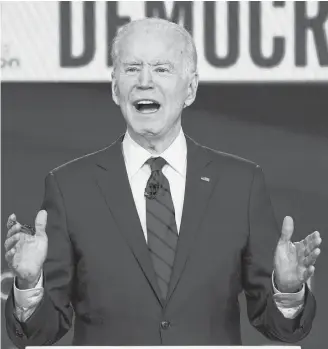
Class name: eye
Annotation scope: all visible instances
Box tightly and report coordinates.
[126,67,139,73]
[155,67,169,73]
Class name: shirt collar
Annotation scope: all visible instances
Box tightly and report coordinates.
[122,128,187,179]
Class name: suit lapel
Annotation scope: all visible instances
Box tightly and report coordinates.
[166,136,220,304]
[93,136,164,306]
[92,134,221,307]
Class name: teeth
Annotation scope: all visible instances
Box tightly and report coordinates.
[137,100,156,105]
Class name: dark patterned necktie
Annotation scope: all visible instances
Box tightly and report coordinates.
[145,157,178,300]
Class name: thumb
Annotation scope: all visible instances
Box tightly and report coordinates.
[35,210,48,235]
[280,216,294,243]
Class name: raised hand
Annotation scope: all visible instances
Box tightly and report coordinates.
[4,210,48,289]
[274,216,322,293]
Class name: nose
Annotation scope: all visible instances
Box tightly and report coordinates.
[137,66,154,89]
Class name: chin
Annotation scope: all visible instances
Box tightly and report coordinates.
[135,122,165,136]
[139,128,163,138]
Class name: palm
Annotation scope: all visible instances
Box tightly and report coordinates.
[11,232,48,282]
[274,240,307,290]
[274,216,321,293]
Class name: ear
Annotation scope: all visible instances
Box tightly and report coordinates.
[111,70,120,106]
[184,72,199,108]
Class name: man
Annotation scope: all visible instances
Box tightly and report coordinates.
[4,18,321,347]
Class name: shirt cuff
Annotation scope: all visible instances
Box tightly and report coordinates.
[272,272,305,303]
[14,272,44,308]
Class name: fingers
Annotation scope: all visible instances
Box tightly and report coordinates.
[35,210,47,235]
[304,231,322,256]
[4,233,24,252]
[304,248,321,267]
[280,216,294,243]
[7,213,17,230]
[7,222,22,238]
[5,247,17,262]
[302,265,315,282]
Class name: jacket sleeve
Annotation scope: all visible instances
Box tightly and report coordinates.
[242,165,316,342]
[5,172,75,348]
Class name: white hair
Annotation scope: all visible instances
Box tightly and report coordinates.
[111,17,198,75]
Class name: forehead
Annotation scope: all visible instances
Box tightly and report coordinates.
[117,26,186,65]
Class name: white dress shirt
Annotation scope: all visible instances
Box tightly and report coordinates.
[14,128,304,322]
[122,128,187,238]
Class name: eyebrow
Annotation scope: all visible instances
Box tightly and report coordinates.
[122,60,174,68]
[151,60,174,68]
[122,61,142,66]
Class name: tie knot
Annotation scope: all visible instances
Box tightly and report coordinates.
[146,157,166,172]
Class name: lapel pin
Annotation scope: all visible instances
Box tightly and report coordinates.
[201,176,210,182]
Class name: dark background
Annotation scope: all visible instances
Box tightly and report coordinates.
[1,82,328,348]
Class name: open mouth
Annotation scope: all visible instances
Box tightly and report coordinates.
[133,100,161,114]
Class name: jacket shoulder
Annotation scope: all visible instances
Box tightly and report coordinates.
[48,142,118,182]
[209,147,258,169]
[188,136,260,172]
[49,134,123,177]
[50,148,104,174]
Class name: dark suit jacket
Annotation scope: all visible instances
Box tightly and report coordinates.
[6,134,316,347]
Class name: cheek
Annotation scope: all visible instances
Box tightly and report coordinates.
[166,86,188,109]
[118,86,129,102]
[115,79,134,102]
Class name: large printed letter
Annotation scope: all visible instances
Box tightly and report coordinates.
[146,1,193,34]
[60,2,95,67]
[295,2,328,66]
[250,2,285,67]
[204,2,239,68]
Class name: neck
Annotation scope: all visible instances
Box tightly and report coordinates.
[127,122,181,154]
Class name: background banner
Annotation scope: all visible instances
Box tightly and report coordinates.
[1,1,328,348]
[1,1,328,82]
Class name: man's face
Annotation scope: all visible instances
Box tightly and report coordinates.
[111,26,198,140]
